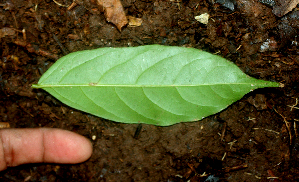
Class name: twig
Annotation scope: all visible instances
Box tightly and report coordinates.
[11,11,19,29]
[14,39,58,59]
[67,1,77,11]
[220,122,226,141]
[287,98,298,111]
[223,163,248,172]
[130,35,144,45]
[252,128,280,135]
[295,121,298,137]
[52,0,69,7]
[133,124,142,139]
[274,108,292,145]
[221,152,227,161]
[228,140,237,149]
[52,34,69,55]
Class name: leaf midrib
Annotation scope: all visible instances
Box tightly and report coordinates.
[32,82,275,88]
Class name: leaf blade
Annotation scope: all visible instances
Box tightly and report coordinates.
[32,45,279,126]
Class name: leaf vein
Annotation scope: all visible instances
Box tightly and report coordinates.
[173,57,201,84]
[51,87,88,111]
[58,49,116,83]
[142,87,183,116]
[97,49,153,83]
[114,88,157,121]
[40,52,85,83]
[79,87,125,120]
[135,51,186,84]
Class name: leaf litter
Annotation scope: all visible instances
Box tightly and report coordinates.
[97,0,128,31]
[272,0,299,17]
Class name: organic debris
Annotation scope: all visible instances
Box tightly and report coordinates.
[97,0,128,31]
[0,27,16,38]
[127,16,142,27]
[272,0,299,17]
[195,13,209,24]
[13,39,58,59]
[0,122,10,128]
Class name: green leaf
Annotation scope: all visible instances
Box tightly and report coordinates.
[32,45,279,126]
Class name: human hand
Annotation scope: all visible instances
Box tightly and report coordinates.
[0,128,93,171]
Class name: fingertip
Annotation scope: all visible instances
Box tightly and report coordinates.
[42,128,93,164]
[0,128,93,171]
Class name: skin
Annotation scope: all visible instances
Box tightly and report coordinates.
[0,128,93,171]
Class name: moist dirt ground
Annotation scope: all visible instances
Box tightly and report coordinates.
[1,0,299,181]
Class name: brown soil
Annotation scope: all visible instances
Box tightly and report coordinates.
[1,0,299,181]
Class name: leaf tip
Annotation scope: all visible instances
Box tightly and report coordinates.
[259,81,280,88]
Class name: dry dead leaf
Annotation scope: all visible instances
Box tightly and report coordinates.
[273,0,299,17]
[0,27,16,38]
[127,16,142,27]
[0,122,10,129]
[97,0,128,31]
[195,13,209,25]
[236,0,264,17]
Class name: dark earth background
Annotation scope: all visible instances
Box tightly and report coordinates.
[1,0,299,181]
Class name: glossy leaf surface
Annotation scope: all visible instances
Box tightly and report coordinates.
[32,45,279,126]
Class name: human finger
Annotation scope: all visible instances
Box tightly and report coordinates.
[0,128,93,171]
